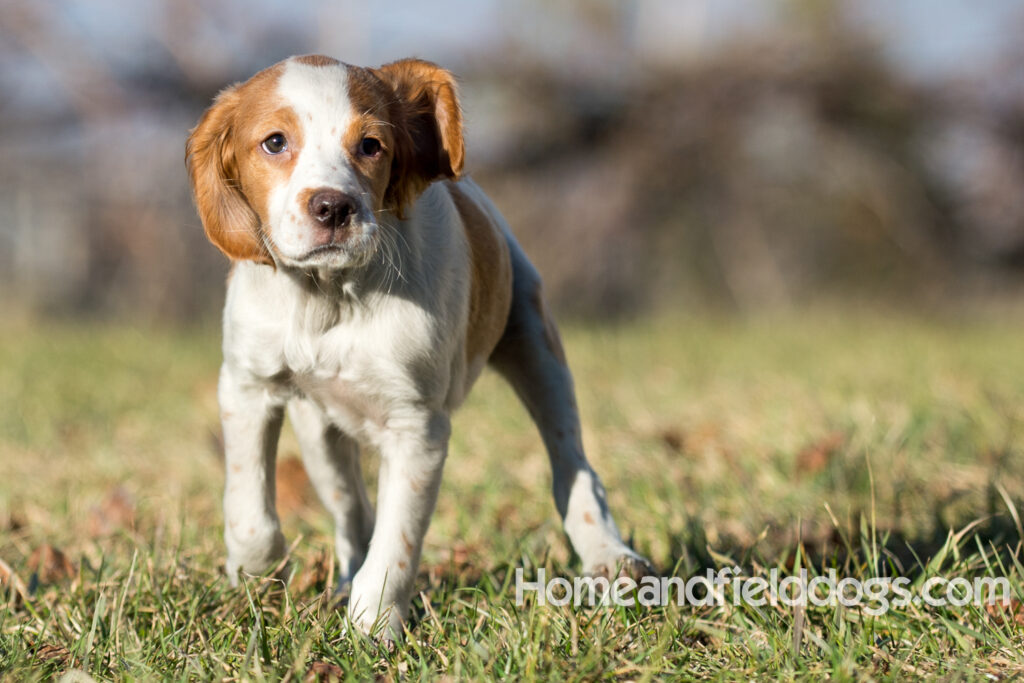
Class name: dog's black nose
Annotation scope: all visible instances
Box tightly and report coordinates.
[307,189,356,229]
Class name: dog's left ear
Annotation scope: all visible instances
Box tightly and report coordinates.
[374,58,464,216]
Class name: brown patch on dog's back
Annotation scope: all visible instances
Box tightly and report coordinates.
[295,54,340,68]
[446,182,513,373]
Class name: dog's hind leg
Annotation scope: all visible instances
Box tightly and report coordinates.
[489,244,653,578]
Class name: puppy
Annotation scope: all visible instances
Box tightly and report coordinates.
[186,55,650,638]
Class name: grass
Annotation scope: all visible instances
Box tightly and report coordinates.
[3,309,1024,679]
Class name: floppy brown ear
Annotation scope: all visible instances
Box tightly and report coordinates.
[185,86,273,265]
[374,58,464,215]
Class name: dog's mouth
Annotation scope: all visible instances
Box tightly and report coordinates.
[302,243,347,259]
[290,231,378,269]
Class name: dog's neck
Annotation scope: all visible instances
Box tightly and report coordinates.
[287,265,366,302]
[277,221,414,306]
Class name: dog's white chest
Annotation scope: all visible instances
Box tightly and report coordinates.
[296,373,384,436]
[290,348,389,438]
[224,261,456,443]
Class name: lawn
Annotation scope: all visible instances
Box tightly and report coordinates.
[2,309,1024,680]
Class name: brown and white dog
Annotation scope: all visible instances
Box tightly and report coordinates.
[186,55,651,638]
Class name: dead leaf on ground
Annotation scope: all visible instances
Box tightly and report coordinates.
[795,431,845,477]
[292,548,334,595]
[32,641,75,669]
[1,560,31,609]
[655,423,738,464]
[494,502,519,532]
[658,427,684,454]
[690,422,727,453]
[304,662,393,683]
[450,541,472,567]
[276,457,313,518]
[986,598,1024,626]
[3,512,25,532]
[27,545,77,585]
[424,541,483,586]
[305,661,345,682]
[87,487,136,537]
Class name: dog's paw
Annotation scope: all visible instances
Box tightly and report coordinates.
[224,526,288,587]
[337,620,400,653]
[586,550,657,581]
[225,555,291,588]
[344,604,405,646]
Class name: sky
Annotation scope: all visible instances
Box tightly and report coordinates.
[3,0,1021,127]
[46,0,1024,81]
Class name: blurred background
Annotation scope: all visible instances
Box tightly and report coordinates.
[2,0,1024,321]
[7,6,1024,666]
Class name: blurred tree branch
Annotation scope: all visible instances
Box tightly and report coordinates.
[1,0,127,124]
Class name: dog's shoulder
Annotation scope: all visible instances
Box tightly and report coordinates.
[440,178,514,374]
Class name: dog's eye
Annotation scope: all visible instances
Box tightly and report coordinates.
[359,137,382,157]
[261,133,288,155]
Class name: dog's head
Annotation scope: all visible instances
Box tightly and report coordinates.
[186,55,464,270]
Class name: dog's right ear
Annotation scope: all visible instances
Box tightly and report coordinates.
[186,86,273,265]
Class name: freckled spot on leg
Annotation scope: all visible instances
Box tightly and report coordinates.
[230,464,242,473]
[221,411,234,420]
[583,512,596,525]
[331,127,337,135]
[398,560,407,570]
[248,527,255,536]
[330,165,338,171]
[332,490,342,502]
[401,532,413,554]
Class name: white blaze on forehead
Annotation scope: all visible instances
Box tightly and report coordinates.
[276,60,354,137]
[268,59,364,258]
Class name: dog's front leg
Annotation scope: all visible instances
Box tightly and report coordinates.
[347,411,450,640]
[219,363,287,586]
[288,397,375,588]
